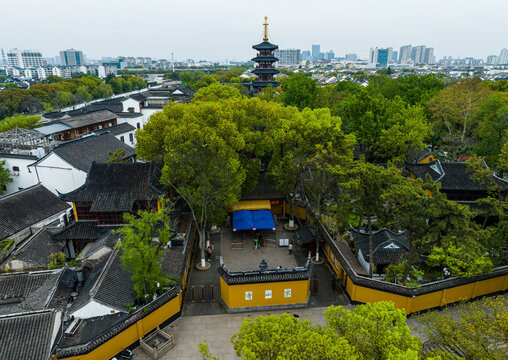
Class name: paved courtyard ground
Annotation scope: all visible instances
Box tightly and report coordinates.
[131,222,507,360]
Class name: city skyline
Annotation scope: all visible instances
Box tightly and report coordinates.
[1,0,507,62]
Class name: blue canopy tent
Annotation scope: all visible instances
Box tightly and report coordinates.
[233,210,275,231]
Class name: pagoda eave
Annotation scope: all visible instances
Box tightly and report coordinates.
[251,56,278,62]
[252,68,279,75]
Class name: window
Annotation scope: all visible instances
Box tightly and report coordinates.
[75,205,94,220]
[129,133,134,142]
[12,166,20,172]
[120,136,125,143]
[137,123,140,129]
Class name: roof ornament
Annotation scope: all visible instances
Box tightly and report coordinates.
[263,16,269,41]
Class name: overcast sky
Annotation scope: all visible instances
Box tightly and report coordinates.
[1,0,507,62]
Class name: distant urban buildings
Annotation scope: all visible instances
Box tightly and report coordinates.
[369,47,393,67]
[59,49,84,66]
[7,49,45,68]
[345,53,357,61]
[498,48,508,65]
[398,45,410,63]
[274,49,301,66]
[312,44,321,60]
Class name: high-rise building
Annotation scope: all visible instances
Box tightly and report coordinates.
[7,49,45,68]
[498,49,508,65]
[60,49,84,66]
[312,44,321,60]
[391,50,398,63]
[325,51,335,60]
[274,49,301,66]
[377,48,392,67]
[345,53,357,61]
[411,45,426,64]
[423,48,434,64]
[301,50,311,61]
[399,45,412,63]
[370,47,392,67]
[486,55,498,65]
[369,47,378,65]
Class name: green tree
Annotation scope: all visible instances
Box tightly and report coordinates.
[137,102,246,267]
[498,142,508,177]
[427,79,492,158]
[280,73,317,110]
[472,94,508,167]
[267,107,355,224]
[0,160,12,195]
[340,161,403,277]
[192,83,243,102]
[0,114,42,132]
[108,77,124,94]
[387,174,493,282]
[420,296,508,360]
[325,302,421,360]
[115,199,177,300]
[231,313,358,360]
[106,149,130,163]
[374,105,431,164]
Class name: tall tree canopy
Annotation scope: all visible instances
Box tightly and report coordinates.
[280,73,318,110]
[115,199,177,301]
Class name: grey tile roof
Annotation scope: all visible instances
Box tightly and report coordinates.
[405,160,508,192]
[52,221,104,241]
[90,250,136,311]
[0,310,58,360]
[47,133,135,172]
[218,261,313,285]
[0,269,63,315]
[0,152,38,161]
[0,185,70,239]
[93,122,135,136]
[10,229,65,268]
[318,221,508,297]
[60,109,117,129]
[350,227,409,265]
[60,162,163,212]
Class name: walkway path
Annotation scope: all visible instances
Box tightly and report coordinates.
[133,305,353,360]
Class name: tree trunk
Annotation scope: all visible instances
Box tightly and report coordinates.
[355,213,363,257]
[199,228,206,268]
[368,216,373,278]
[401,246,415,286]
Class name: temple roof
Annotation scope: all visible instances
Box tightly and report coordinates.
[252,68,279,75]
[251,56,278,62]
[0,310,59,360]
[252,41,278,51]
[405,160,508,192]
[350,227,409,265]
[59,162,163,212]
[0,185,70,239]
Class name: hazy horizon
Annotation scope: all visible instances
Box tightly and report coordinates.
[1,0,507,62]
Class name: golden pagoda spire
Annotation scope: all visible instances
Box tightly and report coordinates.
[263,16,269,41]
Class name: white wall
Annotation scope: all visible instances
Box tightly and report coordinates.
[32,153,87,195]
[0,156,38,195]
[71,300,122,319]
[121,98,141,112]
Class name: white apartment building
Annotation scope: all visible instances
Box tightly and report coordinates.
[274,49,301,66]
[7,49,45,68]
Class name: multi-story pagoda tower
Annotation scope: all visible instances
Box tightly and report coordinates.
[251,16,279,92]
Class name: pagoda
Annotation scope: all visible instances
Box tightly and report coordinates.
[251,16,280,92]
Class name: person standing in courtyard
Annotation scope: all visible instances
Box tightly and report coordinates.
[258,232,264,249]
[254,236,259,250]
[288,242,293,254]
